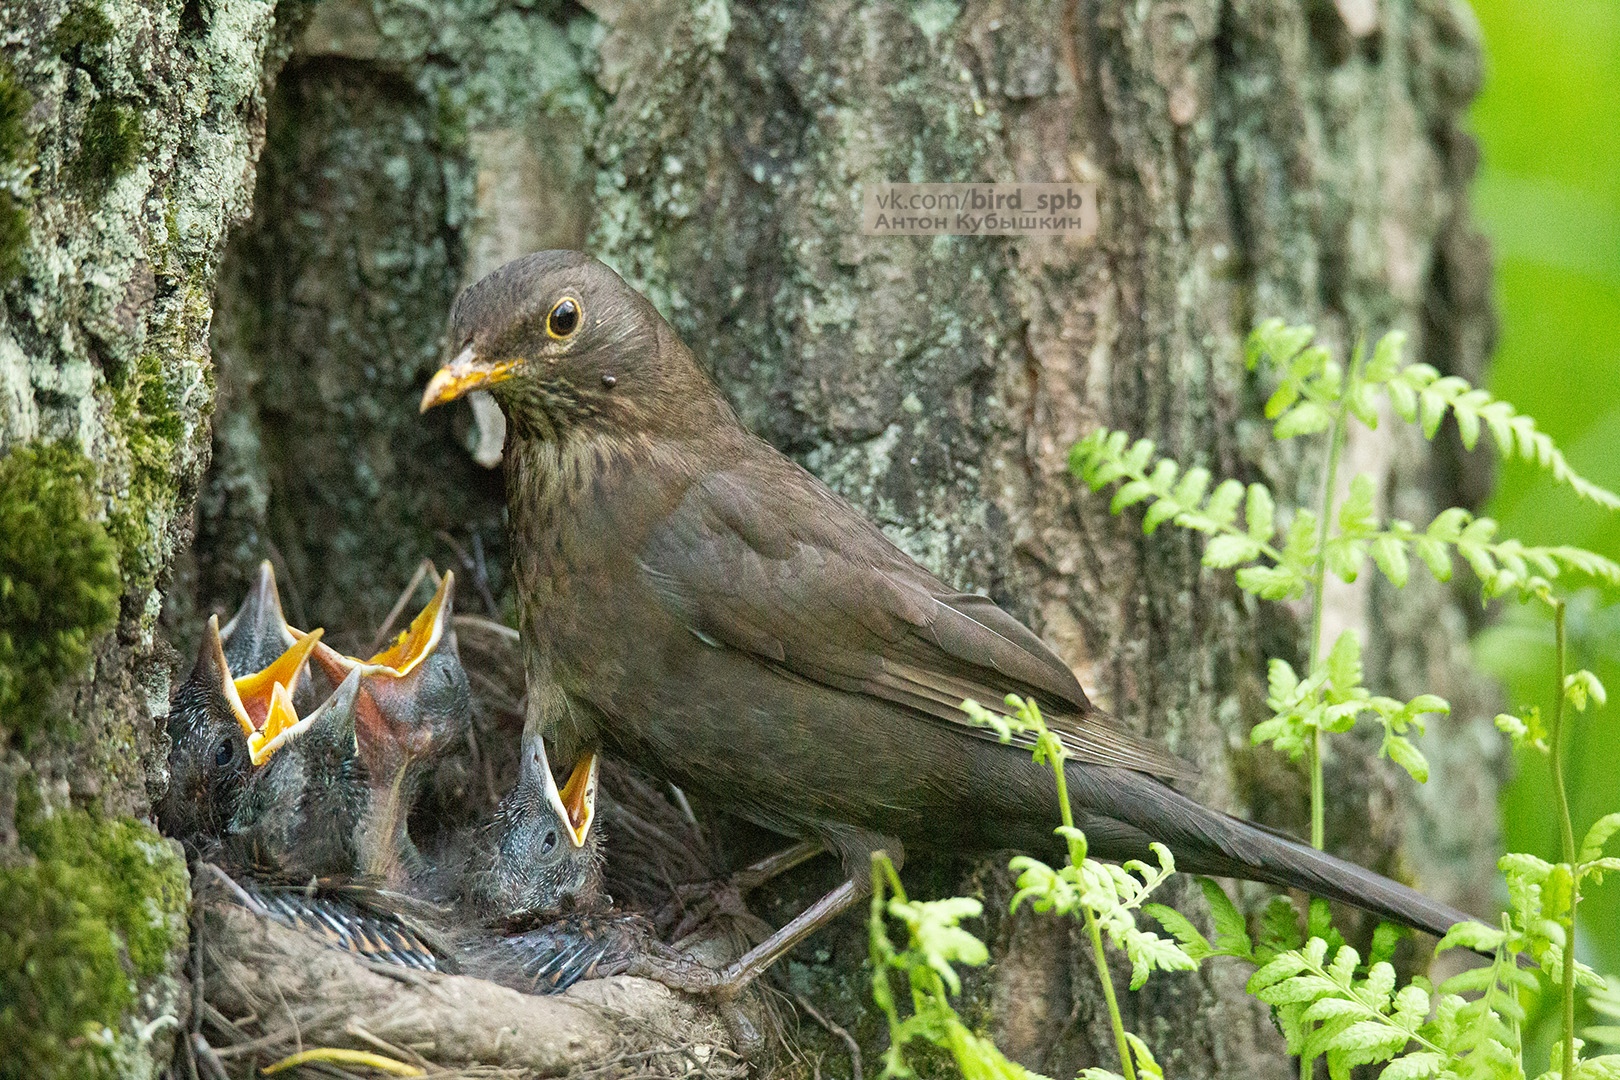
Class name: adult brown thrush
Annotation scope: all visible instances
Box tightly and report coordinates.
[420,250,1474,992]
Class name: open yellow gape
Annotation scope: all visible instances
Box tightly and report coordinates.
[208,624,325,767]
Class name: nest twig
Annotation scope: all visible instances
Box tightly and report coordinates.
[191,896,744,1079]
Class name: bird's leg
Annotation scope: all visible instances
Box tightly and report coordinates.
[715,876,862,997]
[666,838,826,940]
[731,839,825,891]
[650,875,867,1001]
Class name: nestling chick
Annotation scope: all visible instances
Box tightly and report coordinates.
[159,561,324,845]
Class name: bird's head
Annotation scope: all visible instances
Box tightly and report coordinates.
[220,561,301,675]
[419,250,731,441]
[307,570,471,779]
[158,609,324,845]
[473,731,601,920]
[220,667,368,878]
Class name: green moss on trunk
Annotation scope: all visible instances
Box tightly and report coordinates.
[0,60,32,286]
[73,101,143,191]
[0,782,189,1080]
[0,443,121,741]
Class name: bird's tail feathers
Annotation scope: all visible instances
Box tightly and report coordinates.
[1077,765,1475,941]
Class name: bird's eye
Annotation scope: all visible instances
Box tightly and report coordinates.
[214,739,235,767]
[541,830,557,854]
[546,297,581,339]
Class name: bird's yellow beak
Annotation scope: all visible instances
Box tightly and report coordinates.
[366,571,453,677]
[228,626,324,739]
[419,346,517,413]
[557,750,598,850]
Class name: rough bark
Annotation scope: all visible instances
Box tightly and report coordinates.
[0,0,1497,1076]
[0,1,310,1075]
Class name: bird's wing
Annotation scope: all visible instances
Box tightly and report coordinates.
[637,457,1195,781]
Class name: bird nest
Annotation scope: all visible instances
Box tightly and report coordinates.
[174,614,775,1079]
[187,888,745,1079]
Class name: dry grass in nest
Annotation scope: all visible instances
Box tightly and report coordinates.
[183,879,750,1079]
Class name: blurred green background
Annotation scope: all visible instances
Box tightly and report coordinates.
[1467,0,1620,975]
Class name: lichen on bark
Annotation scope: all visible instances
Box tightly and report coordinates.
[0,784,190,1080]
[0,0,312,1073]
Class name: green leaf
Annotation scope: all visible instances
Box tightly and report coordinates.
[1418,389,1448,439]
[1499,851,1554,883]
[1172,467,1211,509]
[1250,319,1317,368]
[1339,474,1378,535]
[1247,952,1309,993]
[1268,659,1300,702]
[1300,998,1366,1024]
[1565,669,1608,712]
[1266,381,1302,420]
[1434,920,1507,955]
[1275,401,1334,439]
[1384,736,1430,784]
[1198,877,1254,957]
[1400,695,1450,722]
[1125,1034,1164,1080]
[1325,630,1364,695]
[1578,1055,1620,1080]
[1388,378,1417,423]
[1236,564,1306,600]
[1368,923,1406,968]
[1203,534,1263,569]
[1411,537,1452,581]
[1111,479,1156,513]
[1328,1020,1412,1067]
[1425,507,1470,543]
[1256,974,1342,1005]
[1454,398,1481,449]
[1347,382,1379,428]
[1371,537,1410,588]
[1365,331,1407,383]
[1204,479,1245,529]
[1144,903,1212,960]
[1259,896,1304,952]
[1582,814,1620,864]
[1124,929,1199,989]
[1377,1052,1444,1080]
[1146,499,1186,536]
[1246,484,1276,541]
[1324,537,1366,583]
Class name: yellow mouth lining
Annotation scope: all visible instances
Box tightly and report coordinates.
[365,572,452,677]
[247,682,305,765]
[557,751,598,848]
[230,627,323,733]
[241,573,452,768]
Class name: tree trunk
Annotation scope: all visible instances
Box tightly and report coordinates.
[2,0,1498,1076]
[0,1,311,1075]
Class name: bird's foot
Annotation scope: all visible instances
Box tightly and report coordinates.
[664,839,824,940]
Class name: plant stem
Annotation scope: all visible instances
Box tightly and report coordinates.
[1305,398,1349,852]
[1083,902,1137,1080]
[1297,383,1352,1080]
[1044,729,1135,1080]
[1550,600,1578,1080]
